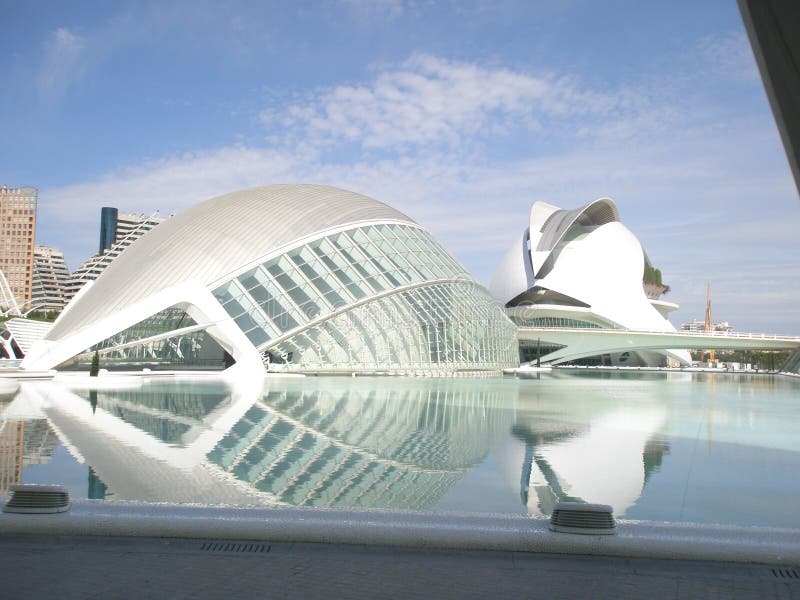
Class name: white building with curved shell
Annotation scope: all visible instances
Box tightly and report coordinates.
[23,185,517,375]
[490,198,691,367]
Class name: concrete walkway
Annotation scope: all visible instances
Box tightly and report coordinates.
[1,533,799,599]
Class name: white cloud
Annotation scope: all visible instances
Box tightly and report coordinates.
[693,31,761,84]
[263,54,623,150]
[340,0,406,23]
[39,50,800,333]
[37,27,87,99]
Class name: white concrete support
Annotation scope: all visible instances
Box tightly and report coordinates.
[21,281,263,374]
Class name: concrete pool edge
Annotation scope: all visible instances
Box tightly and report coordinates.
[1,500,798,566]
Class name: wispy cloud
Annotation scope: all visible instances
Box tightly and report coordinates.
[38,46,799,332]
[37,27,87,100]
[263,54,622,151]
[340,0,406,23]
[693,31,761,84]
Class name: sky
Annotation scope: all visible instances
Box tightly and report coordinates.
[1,0,798,334]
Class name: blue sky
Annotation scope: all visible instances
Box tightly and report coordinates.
[1,0,798,333]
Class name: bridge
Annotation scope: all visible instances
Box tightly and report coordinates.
[517,327,800,365]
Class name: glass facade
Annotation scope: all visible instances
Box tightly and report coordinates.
[64,307,230,371]
[70,222,516,374]
[98,207,118,254]
[264,283,514,373]
[212,223,516,373]
[507,315,604,328]
[90,307,198,351]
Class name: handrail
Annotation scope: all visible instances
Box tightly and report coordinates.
[516,325,800,341]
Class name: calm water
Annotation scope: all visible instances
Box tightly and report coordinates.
[1,371,799,528]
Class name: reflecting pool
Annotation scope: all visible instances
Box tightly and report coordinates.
[1,371,799,528]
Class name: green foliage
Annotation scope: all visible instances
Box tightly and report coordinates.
[90,351,100,377]
[689,349,791,370]
[25,311,59,322]
[0,310,59,323]
[643,265,663,285]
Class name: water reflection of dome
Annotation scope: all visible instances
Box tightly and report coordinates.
[495,392,670,517]
[22,378,513,510]
[205,378,514,510]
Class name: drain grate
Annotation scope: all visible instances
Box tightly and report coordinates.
[3,484,70,514]
[200,542,270,554]
[550,502,616,535]
[771,568,800,579]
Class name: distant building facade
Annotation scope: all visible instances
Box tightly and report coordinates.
[31,245,71,312]
[98,207,118,254]
[0,186,37,308]
[66,210,165,302]
[680,319,733,333]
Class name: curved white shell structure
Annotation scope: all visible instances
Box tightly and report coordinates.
[491,198,690,366]
[25,185,517,374]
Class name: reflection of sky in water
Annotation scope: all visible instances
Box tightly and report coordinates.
[1,372,799,528]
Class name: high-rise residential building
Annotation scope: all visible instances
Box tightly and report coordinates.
[98,207,118,254]
[0,186,37,308]
[65,210,164,302]
[31,245,71,313]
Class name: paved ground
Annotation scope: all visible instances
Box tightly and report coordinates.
[1,534,799,599]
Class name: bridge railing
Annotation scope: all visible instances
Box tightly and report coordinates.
[517,326,800,341]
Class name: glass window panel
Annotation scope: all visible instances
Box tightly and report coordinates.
[274,270,323,319]
[377,239,396,254]
[224,298,247,319]
[298,246,318,264]
[213,281,237,305]
[333,232,356,250]
[235,312,258,332]
[287,250,307,268]
[250,277,303,333]
[403,251,423,267]
[267,263,300,293]
[348,228,371,247]
[271,311,299,332]
[314,251,367,300]
[248,284,273,306]
[239,268,263,291]
[246,327,270,347]
[337,246,387,293]
[376,224,396,238]
[307,272,347,307]
[365,227,384,242]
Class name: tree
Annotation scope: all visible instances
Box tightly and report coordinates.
[90,351,100,377]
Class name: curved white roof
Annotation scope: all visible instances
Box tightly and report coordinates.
[531,198,619,254]
[49,184,415,340]
[491,198,621,305]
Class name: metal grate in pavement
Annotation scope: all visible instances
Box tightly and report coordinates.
[770,567,800,579]
[200,541,270,554]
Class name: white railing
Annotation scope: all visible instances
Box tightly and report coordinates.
[517,325,800,341]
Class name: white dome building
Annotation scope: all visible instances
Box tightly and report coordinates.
[490,198,690,367]
[24,185,517,374]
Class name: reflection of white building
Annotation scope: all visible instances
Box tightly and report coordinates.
[491,198,691,366]
[23,185,516,375]
[495,388,670,517]
[9,377,512,509]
